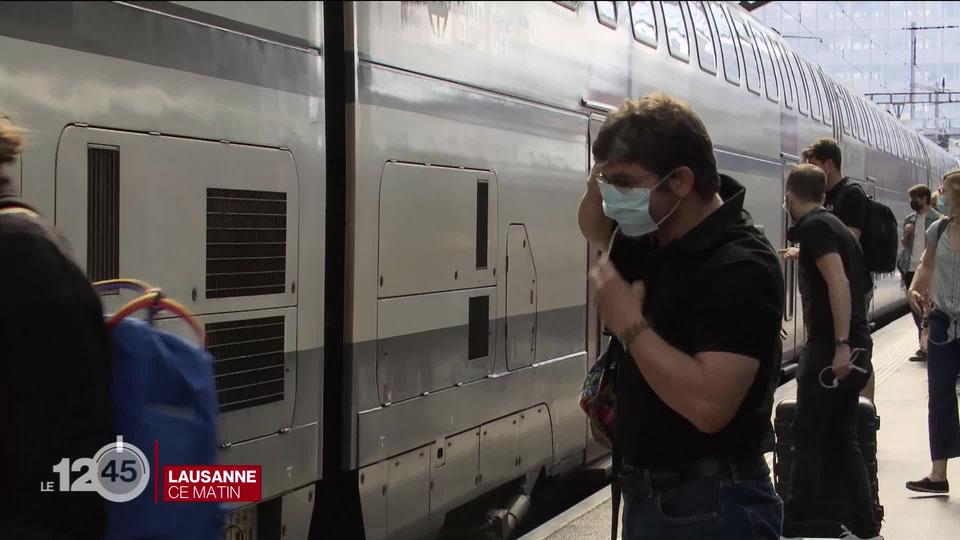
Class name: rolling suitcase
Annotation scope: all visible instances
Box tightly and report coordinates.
[773,397,883,536]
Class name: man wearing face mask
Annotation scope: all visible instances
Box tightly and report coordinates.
[898,185,942,361]
[780,165,880,540]
[580,93,785,539]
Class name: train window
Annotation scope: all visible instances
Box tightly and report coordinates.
[868,105,881,149]
[814,68,832,126]
[771,40,795,109]
[833,85,851,135]
[730,13,761,94]
[865,104,877,147]
[707,1,739,85]
[855,97,869,143]
[629,1,658,47]
[595,1,617,28]
[751,26,779,102]
[880,114,892,152]
[554,1,579,11]
[845,89,863,141]
[848,95,862,139]
[661,1,690,62]
[789,51,809,116]
[802,61,821,121]
[688,2,717,74]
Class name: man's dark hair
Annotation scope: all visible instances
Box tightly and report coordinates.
[592,92,720,200]
[786,164,827,203]
[907,184,932,202]
[802,138,842,169]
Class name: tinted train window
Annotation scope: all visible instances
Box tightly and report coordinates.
[789,52,809,116]
[708,1,739,85]
[730,13,761,94]
[661,1,690,61]
[596,1,617,28]
[856,98,870,143]
[771,40,794,109]
[834,85,851,135]
[629,1,658,47]
[803,60,821,120]
[865,103,878,147]
[689,2,717,73]
[814,68,832,125]
[879,114,892,152]
[751,26,779,102]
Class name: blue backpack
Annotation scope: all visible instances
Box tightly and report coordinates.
[95,280,224,540]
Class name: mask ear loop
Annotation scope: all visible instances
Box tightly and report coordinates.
[606,224,620,258]
[653,172,683,228]
[818,348,870,389]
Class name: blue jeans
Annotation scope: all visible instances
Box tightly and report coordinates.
[622,474,783,539]
[927,310,960,461]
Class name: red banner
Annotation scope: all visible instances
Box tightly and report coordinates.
[163,465,261,503]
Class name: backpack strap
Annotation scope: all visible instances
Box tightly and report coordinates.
[935,217,953,243]
[610,477,621,540]
[834,180,867,216]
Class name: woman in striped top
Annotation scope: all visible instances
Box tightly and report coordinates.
[906,169,960,494]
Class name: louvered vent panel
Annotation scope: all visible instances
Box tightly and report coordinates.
[87,147,119,282]
[207,316,285,413]
[206,188,287,299]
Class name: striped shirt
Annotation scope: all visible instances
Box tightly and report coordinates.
[927,218,960,342]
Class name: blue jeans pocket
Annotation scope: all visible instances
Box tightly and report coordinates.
[654,477,722,525]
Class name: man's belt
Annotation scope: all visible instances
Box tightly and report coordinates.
[618,454,769,498]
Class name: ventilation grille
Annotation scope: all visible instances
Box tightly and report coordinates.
[87,146,119,282]
[207,316,285,413]
[206,188,287,299]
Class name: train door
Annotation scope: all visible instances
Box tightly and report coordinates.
[781,156,801,365]
[585,114,607,463]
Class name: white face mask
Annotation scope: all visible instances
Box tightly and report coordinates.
[599,172,681,237]
[818,348,869,389]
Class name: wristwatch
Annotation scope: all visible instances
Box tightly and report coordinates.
[620,318,651,349]
[835,338,851,348]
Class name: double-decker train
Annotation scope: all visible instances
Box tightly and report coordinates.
[1,1,955,539]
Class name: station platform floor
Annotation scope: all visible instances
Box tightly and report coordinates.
[520,315,960,539]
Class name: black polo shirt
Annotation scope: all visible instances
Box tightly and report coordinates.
[788,208,871,347]
[824,177,874,291]
[609,175,784,468]
[824,177,868,232]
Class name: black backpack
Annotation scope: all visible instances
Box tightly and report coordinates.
[837,182,898,273]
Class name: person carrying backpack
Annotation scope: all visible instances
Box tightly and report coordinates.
[0,116,113,539]
[782,138,898,401]
[905,168,960,495]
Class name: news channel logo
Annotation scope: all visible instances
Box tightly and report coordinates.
[44,436,151,503]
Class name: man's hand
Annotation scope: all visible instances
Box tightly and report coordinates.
[588,162,602,185]
[779,246,800,261]
[833,345,852,380]
[905,222,915,236]
[589,254,645,339]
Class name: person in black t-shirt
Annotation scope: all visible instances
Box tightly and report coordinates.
[580,93,784,540]
[781,164,880,539]
[782,137,877,400]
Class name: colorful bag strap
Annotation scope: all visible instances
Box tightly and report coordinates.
[93,279,205,346]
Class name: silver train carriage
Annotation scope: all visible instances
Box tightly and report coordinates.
[0,1,956,539]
